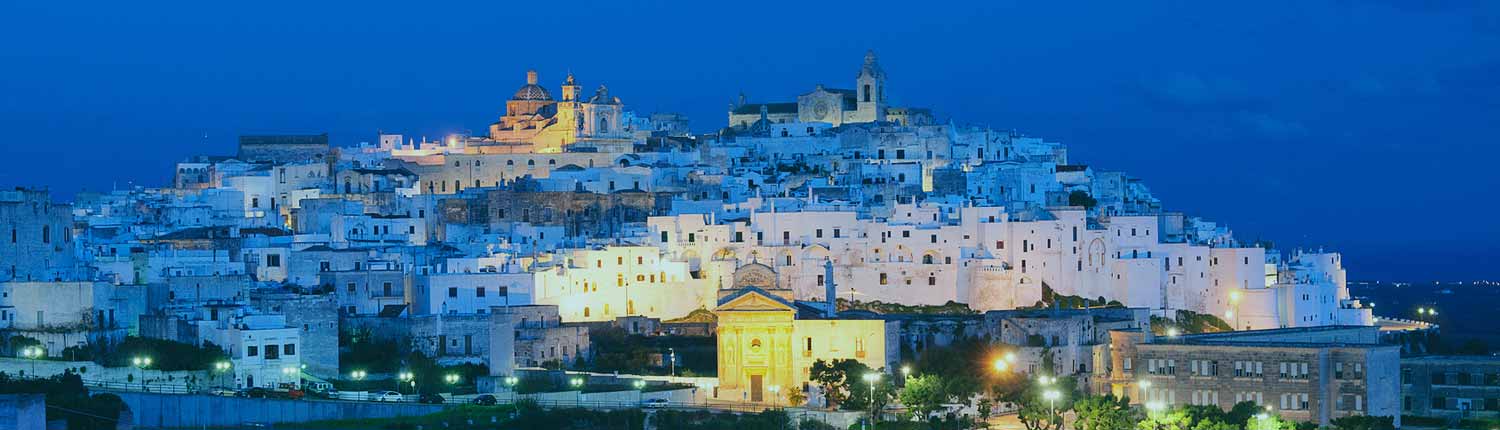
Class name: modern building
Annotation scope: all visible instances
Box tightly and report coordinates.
[1399,355,1500,420]
[1107,325,1400,427]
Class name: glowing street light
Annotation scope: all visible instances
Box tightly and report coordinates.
[1037,375,1055,386]
[398,371,415,393]
[132,356,152,391]
[22,347,42,377]
[350,370,367,380]
[1043,389,1061,419]
[444,374,460,384]
[768,384,782,408]
[1166,328,1181,337]
[504,376,520,389]
[993,358,1009,372]
[862,373,882,429]
[900,365,911,376]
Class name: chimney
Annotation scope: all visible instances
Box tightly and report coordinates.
[824,258,837,318]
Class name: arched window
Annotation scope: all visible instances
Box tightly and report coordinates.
[584,307,590,317]
[922,254,934,265]
[42,226,50,244]
[598,117,609,133]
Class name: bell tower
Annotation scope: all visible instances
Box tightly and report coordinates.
[855,50,887,123]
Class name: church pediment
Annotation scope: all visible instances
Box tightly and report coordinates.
[716,287,796,313]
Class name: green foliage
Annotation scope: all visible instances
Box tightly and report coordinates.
[305,402,645,430]
[585,326,714,376]
[1068,190,1098,208]
[1072,394,1135,430]
[340,331,406,374]
[908,338,1027,405]
[810,359,894,413]
[897,374,946,418]
[0,371,126,430]
[399,352,487,395]
[651,408,790,430]
[1138,410,1192,430]
[799,418,839,430]
[98,336,228,371]
[837,299,976,315]
[1015,378,1077,430]
[1328,415,1395,430]
[8,335,42,356]
[1151,310,1233,336]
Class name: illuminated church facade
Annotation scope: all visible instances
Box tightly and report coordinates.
[713,262,896,404]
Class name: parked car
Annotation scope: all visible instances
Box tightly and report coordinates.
[417,393,445,404]
[471,394,498,406]
[210,389,237,397]
[244,388,269,399]
[641,398,669,409]
[372,391,404,402]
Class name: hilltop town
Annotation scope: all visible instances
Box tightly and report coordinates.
[4,52,1445,429]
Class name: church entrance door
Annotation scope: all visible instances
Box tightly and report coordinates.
[750,375,763,402]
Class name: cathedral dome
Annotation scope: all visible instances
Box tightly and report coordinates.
[512,70,554,101]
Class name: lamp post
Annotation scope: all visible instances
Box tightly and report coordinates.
[570,377,584,407]
[22,347,42,378]
[131,356,152,391]
[1043,389,1061,425]
[633,380,646,406]
[398,371,415,395]
[861,372,881,430]
[668,348,676,377]
[768,385,781,409]
[214,361,232,390]
[1145,400,1165,429]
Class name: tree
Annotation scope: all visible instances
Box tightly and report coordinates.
[899,374,947,419]
[809,359,856,408]
[1192,419,1239,430]
[1138,409,1192,430]
[977,399,994,421]
[1329,415,1396,430]
[1068,190,1098,208]
[1073,394,1135,430]
[1016,383,1070,430]
[787,389,807,408]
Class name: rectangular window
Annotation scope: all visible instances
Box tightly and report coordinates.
[816,229,824,238]
[266,254,281,267]
[477,287,486,297]
[448,287,458,297]
[284,344,296,356]
[247,346,258,357]
[879,273,888,285]
[265,344,280,359]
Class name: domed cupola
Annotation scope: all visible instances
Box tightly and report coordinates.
[512,70,554,101]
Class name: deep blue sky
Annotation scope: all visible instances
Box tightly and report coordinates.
[2,1,1496,282]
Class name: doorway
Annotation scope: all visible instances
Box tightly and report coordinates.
[750,375,763,402]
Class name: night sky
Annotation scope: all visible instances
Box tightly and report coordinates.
[2,1,1496,282]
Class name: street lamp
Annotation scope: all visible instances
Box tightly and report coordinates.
[351,370,367,380]
[1139,379,1152,402]
[993,358,1009,373]
[768,385,782,408]
[398,371,415,394]
[445,374,460,385]
[132,356,152,391]
[1043,389,1061,423]
[214,361,232,390]
[668,348,676,377]
[1166,328,1180,337]
[1037,375,1055,386]
[22,347,42,378]
[861,373,881,430]
[570,377,584,407]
